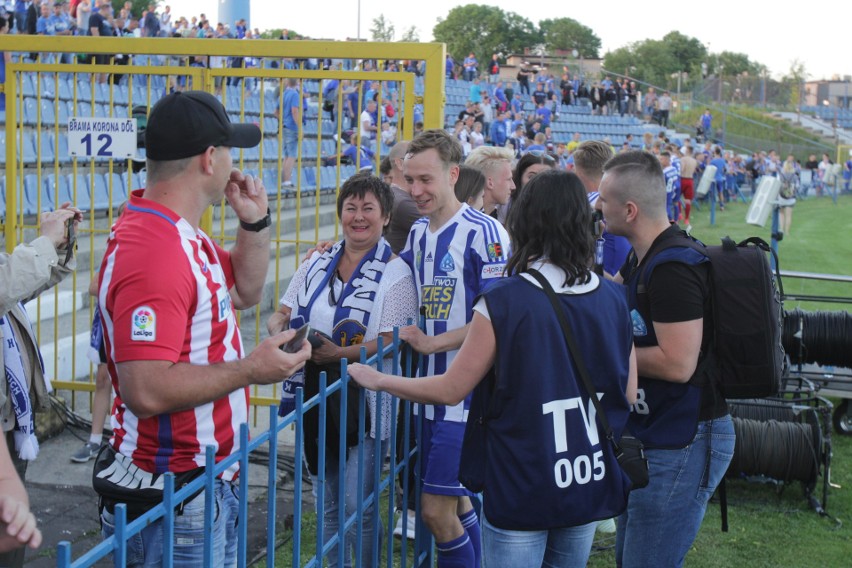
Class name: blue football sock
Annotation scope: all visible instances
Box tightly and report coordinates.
[436,532,474,568]
[459,509,481,567]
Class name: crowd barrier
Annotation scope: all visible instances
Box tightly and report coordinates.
[57,333,432,567]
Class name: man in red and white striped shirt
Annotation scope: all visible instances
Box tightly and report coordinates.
[97,91,310,566]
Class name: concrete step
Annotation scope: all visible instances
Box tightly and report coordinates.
[25,289,86,322]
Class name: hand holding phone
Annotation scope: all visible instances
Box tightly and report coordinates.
[64,218,77,265]
[281,323,311,353]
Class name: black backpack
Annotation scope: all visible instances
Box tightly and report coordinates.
[639,234,785,399]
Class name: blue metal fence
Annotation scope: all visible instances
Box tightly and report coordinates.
[57,333,431,567]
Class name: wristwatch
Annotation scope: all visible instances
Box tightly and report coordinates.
[240,208,272,232]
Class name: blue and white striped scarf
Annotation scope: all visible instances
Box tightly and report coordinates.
[278,238,392,417]
[1,303,44,460]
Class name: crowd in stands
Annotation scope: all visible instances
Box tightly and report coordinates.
[5,0,261,40]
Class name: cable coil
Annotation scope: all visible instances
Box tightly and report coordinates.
[782,309,852,368]
[728,417,820,484]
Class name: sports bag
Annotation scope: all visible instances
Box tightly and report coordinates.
[640,234,785,399]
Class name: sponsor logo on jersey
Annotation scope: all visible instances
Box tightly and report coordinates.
[425,252,434,263]
[131,306,156,341]
[440,252,455,272]
[481,263,505,279]
[216,287,231,322]
[486,242,503,261]
[421,277,456,320]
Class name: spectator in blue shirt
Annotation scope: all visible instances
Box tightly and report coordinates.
[463,52,477,81]
[709,147,728,207]
[490,111,508,147]
[535,103,552,128]
[469,77,482,104]
[493,81,507,111]
[35,3,53,35]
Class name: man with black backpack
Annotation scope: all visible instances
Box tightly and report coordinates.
[597,150,735,568]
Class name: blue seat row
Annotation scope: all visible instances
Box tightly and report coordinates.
[1,171,143,215]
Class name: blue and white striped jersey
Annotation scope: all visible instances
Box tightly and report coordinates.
[400,203,510,422]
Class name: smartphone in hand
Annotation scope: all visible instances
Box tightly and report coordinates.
[281,322,310,353]
[64,218,77,264]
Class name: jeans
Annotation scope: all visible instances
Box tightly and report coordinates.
[616,416,735,568]
[101,479,239,568]
[482,514,596,568]
[316,437,388,568]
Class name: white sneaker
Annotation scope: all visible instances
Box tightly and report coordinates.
[597,518,617,533]
[393,510,416,540]
[685,224,693,235]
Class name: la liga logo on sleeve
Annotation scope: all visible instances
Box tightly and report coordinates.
[131,306,156,342]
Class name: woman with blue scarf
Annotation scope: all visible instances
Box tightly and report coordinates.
[267,171,417,567]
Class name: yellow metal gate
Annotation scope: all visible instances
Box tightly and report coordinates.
[0,35,445,410]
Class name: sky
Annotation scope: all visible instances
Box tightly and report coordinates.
[171,0,848,81]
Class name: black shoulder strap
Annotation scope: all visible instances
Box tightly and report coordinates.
[527,269,618,447]
[635,227,703,290]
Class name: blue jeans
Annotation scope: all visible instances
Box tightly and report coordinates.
[482,514,596,568]
[101,479,239,568]
[282,128,299,158]
[316,437,388,568]
[616,416,735,568]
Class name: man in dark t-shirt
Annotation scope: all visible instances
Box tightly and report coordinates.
[88,2,114,81]
[597,150,734,568]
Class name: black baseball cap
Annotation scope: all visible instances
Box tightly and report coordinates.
[145,91,261,160]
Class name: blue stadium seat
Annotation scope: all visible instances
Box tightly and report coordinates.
[262,168,280,193]
[76,80,93,103]
[320,166,337,190]
[86,173,110,211]
[36,133,55,163]
[263,116,278,133]
[340,164,356,182]
[108,173,127,203]
[21,132,38,164]
[47,173,75,207]
[249,144,263,162]
[321,138,336,156]
[76,101,93,117]
[136,170,147,189]
[57,77,73,100]
[20,73,36,98]
[40,75,57,99]
[121,172,137,195]
[303,122,318,136]
[302,139,318,158]
[49,132,71,164]
[262,138,279,160]
[22,97,37,126]
[22,174,45,214]
[300,166,317,192]
[245,96,260,115]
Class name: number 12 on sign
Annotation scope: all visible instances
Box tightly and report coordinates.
[80,133,114,157]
